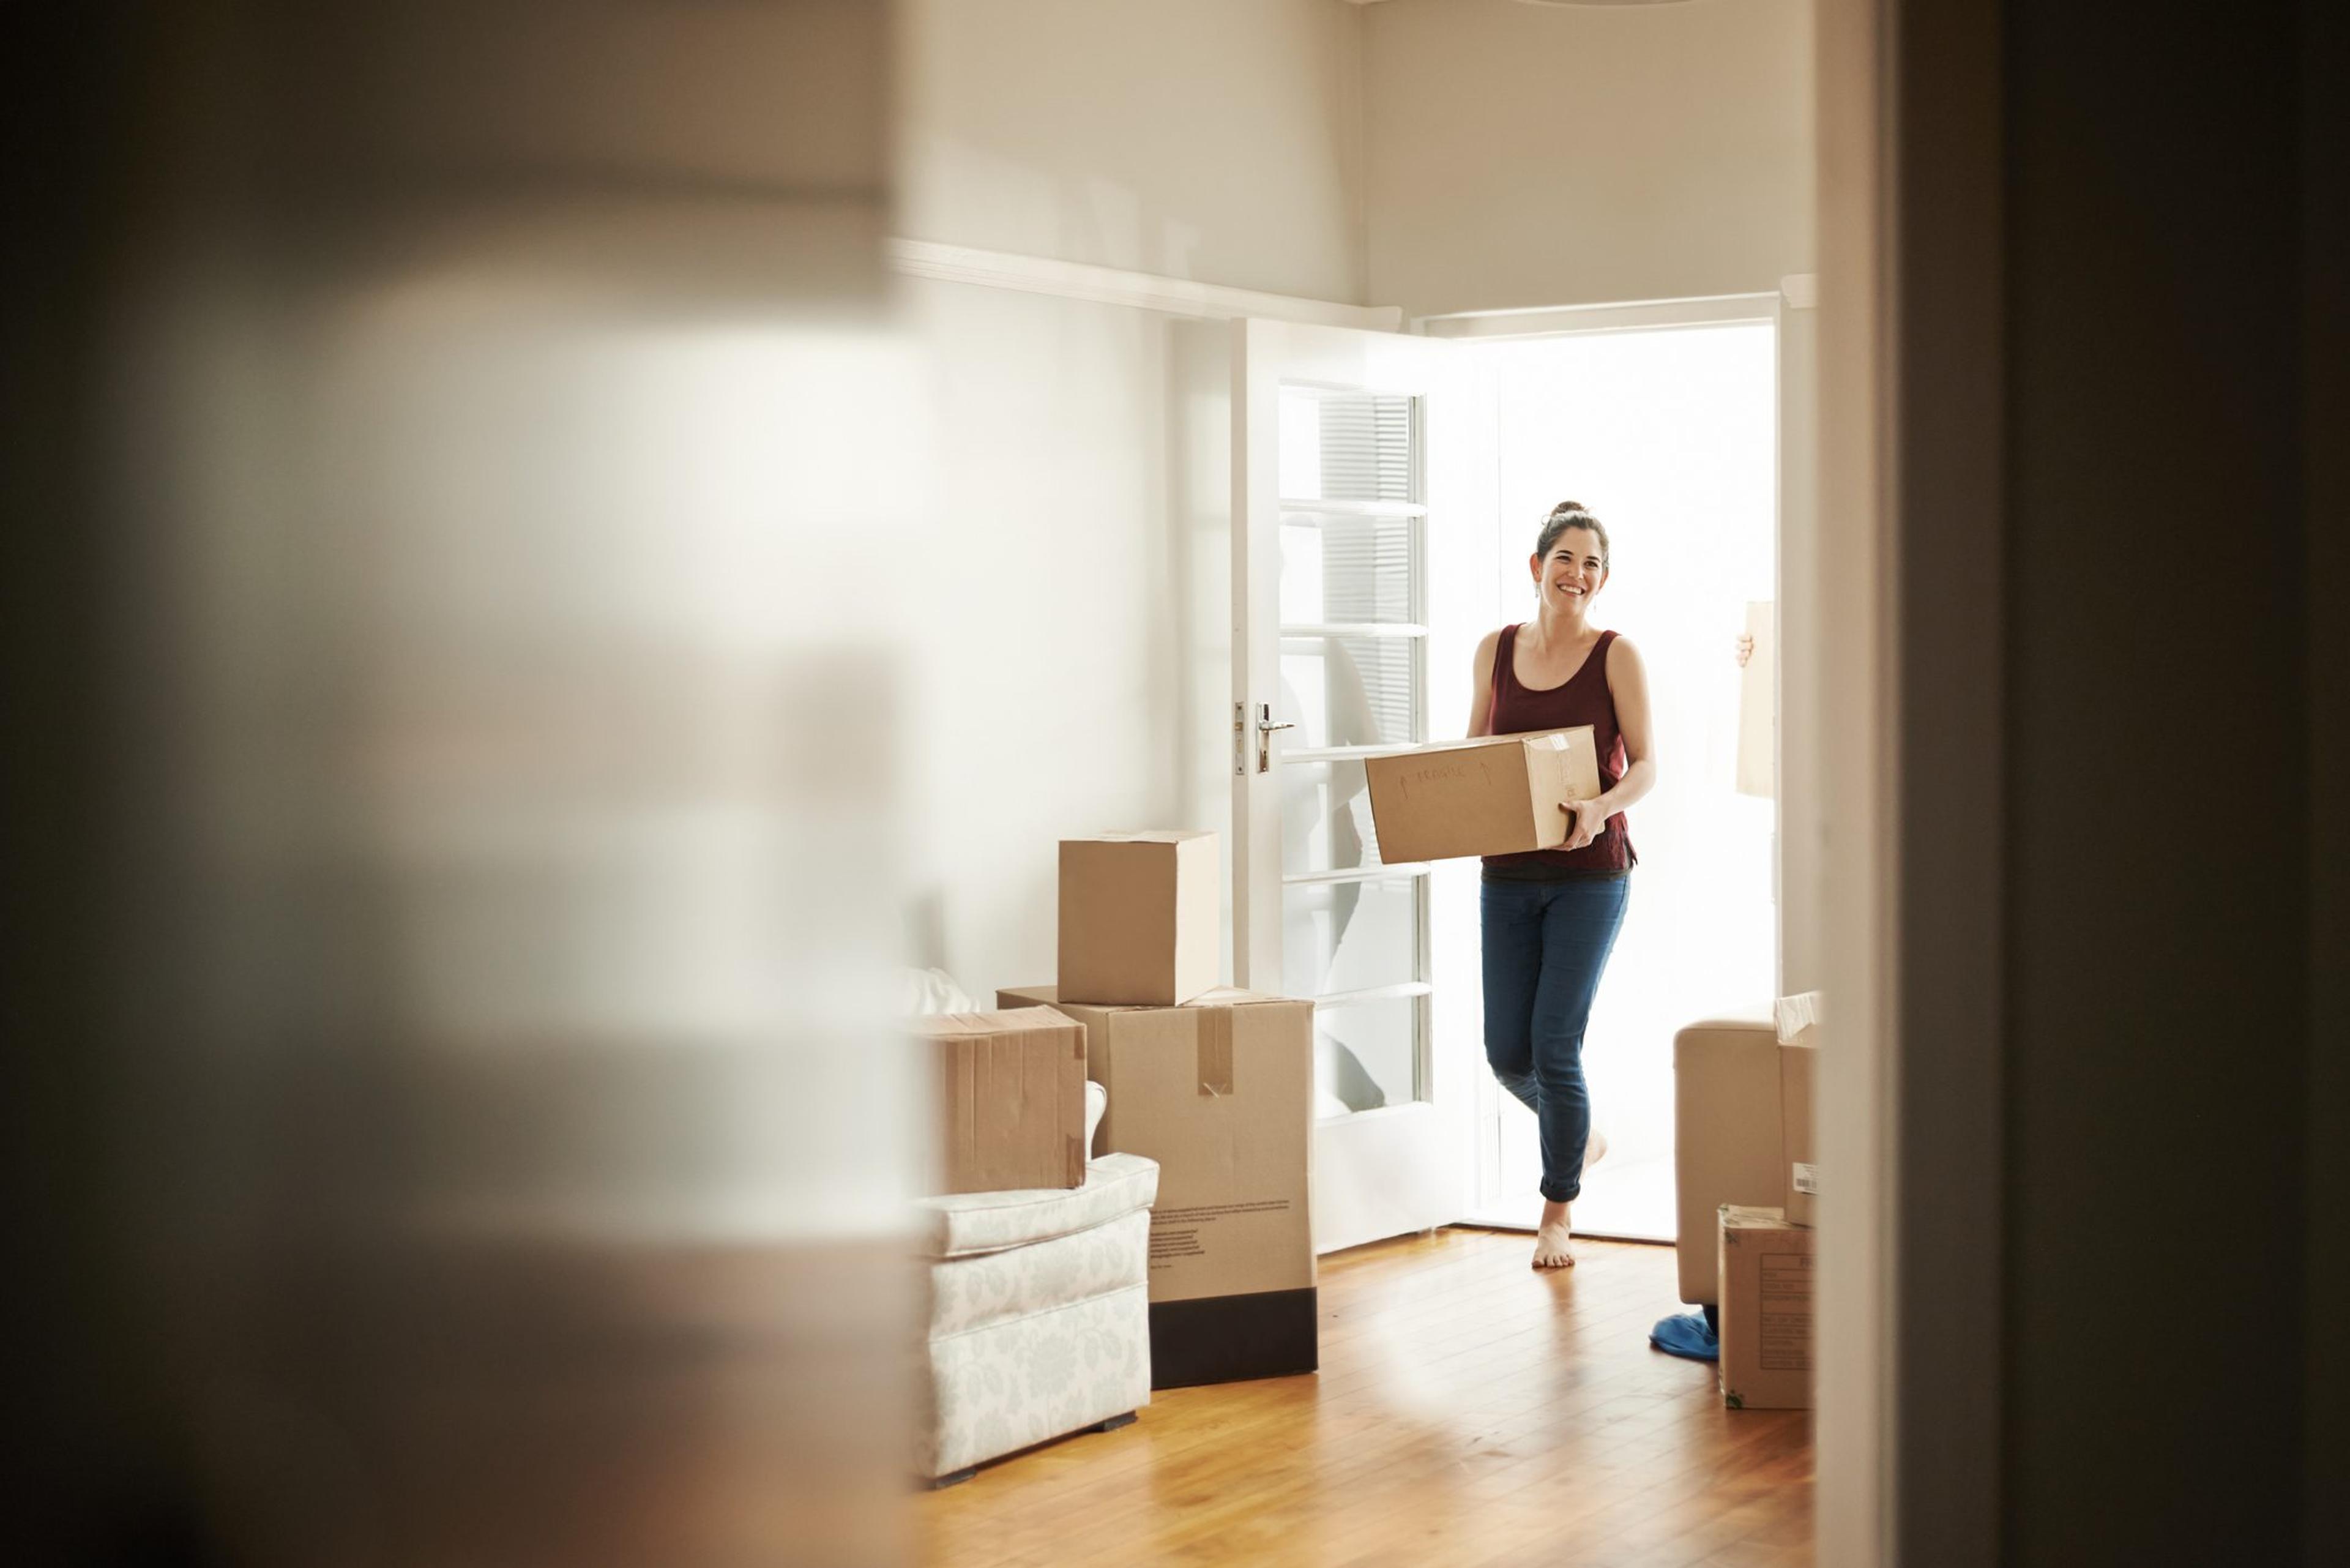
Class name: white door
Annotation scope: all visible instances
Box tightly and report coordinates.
[1231,317,1496,1256]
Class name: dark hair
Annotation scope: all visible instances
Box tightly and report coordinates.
[1535,501,1610,569]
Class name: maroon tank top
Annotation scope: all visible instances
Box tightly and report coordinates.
[1482,624,1636,878]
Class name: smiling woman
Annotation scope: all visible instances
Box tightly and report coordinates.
[1466,499,1658,1270]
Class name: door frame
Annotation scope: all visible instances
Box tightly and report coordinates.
[1410,289,1805,1229]
[1813,0,2009,1563]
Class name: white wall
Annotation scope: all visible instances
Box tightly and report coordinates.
[1363,0,1815,318]
[890,0,1819,1013]
[900,0,1367,302]
[893,282,1230,1001]
[892,2,1375,998]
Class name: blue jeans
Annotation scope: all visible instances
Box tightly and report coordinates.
[1480,875,1630,1204]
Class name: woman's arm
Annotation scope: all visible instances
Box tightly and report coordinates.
[1466,630,1502,739]
[1564,636,1658,849]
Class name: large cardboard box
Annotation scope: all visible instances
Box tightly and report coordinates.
[1717,1205,1815,1409]
[1736,599,1778,799]
[1779,1036,1819,1227]
[999,983,1315,1388]
[912,1007,1087,1196]
[1673,1009,1788,1305]
[1058,831,1220,1006]
[1363,728,1601,864]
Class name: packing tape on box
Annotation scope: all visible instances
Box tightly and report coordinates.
[1196,1008,1234,1097]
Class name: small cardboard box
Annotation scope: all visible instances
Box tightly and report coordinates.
[1058,831,1220,1006]
[1673,1010,1788,1305]
[999,982,1315,1388]
[912,1007,1087,1196]
[1362,728,1601,864]
[1780,1036,1819,1226]
[1717,1204,1815,1410]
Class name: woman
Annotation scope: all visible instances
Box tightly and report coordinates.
[1468,501,1656,1270]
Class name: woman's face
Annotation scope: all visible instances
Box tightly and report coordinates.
[1532,525,1608,613]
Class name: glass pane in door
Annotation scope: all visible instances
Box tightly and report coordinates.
[1313,994,1422,1116]
[1280,877,1421,999]
[1275,381,1430,1118]
[1279,389,1414,502]
[1278,512,1417,625]
[1278,758,1392,876]
[1277,635,1419,749]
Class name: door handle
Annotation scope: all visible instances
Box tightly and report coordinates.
[1254,703,1295,773]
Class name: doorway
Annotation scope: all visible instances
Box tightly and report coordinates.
[1455,317,1783,1242]
[1236,307,1788,1253]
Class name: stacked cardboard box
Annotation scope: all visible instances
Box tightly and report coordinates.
[1058,832,1220,1006]
[916,832,1219,1202]
[1717,1204,1815,1409]
[987,826,1317,1389]
[1778,996,1820,1225]
[1675,995,1823,1409]
[999,981,1314,1389]
[912,1007,1089,1196]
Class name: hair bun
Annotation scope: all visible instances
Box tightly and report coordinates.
[1549,500,1591,517]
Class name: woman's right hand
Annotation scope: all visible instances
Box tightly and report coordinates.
[1734,632,1755,668]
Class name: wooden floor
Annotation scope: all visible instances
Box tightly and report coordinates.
[919,1227,1811,1568]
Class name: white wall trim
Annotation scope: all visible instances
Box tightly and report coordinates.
[886,238,1404,332]
[1780,272,1819,310]
[1412,290,1783,340]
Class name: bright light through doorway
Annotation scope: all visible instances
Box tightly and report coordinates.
[1469,321,1779,1242]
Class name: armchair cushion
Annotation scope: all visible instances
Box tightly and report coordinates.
[916,1151,1158,1260]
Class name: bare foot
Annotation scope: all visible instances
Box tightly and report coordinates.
[1532,1198,1575,1270]
[1586,1130,1609,1170]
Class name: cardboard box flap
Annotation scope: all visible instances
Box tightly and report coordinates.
[1774,990,1824,1043]
[1522,729,1599,774]
[1368,733,1510,761]
[997,983,1295,1014]
[1680,1004,1777,1034]
[914,1006,1078,1040]
[1179,985,1293,1010]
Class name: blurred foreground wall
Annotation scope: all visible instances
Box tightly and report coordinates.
[4,5,921,1564]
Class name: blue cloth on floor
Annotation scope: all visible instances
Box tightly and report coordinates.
[1649,1309,1719,1362]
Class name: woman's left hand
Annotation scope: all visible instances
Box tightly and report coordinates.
[1562,797,1607,851]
